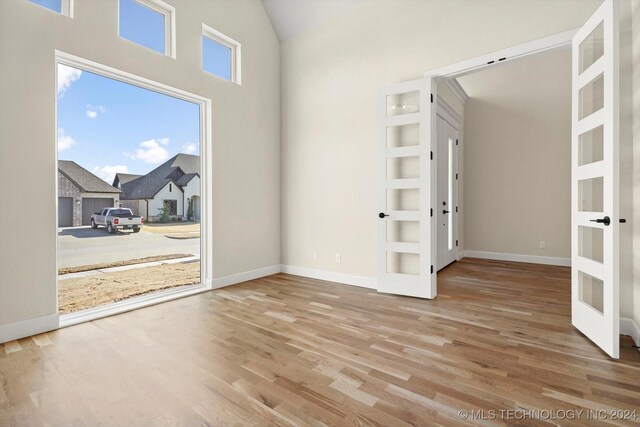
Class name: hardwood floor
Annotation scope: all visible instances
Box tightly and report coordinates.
[1,258,639,426]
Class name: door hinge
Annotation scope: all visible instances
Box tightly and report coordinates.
[456,139,459,146]
[456,240,458,247]
[430,208,433,217]
[431,265,434,274]
[430,94,433,103]
[430,151,433,160]
[455,173,458,180]
[456,206,458,213]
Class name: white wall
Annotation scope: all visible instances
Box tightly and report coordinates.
[458,48,571,260]
[632,0,640,330]
[151,182,184,217]
[0,0,280,330]
[281,0,601,277]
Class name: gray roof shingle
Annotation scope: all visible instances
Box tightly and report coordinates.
[58,160,121,194]
[113,173,142,187]
[120,154,200,200]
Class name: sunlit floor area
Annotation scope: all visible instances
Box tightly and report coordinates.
[2,259,639,426]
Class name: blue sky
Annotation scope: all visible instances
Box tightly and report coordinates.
[119,0,165,54]
[57,65,200,184]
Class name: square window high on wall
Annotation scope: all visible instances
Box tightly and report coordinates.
[202,24,241,84]
[119,0,176,57]
[27,0,73,16]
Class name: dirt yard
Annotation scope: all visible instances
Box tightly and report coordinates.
[58,261,201,314]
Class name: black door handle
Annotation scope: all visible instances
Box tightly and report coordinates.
[443,210,450,214]
[379,212,389,218]
[590,216,610,226]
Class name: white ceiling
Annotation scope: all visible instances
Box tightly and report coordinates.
[262,0,363,42]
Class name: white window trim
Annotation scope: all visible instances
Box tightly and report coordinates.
[118,0,176,58]
[54,50,213,327]
[202,23,242,85]
[27,0,74,17]
[61,0,73,17]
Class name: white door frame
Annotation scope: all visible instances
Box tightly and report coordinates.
[423,28,577,276]
[435,96,462,269]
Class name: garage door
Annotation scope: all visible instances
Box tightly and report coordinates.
[58,197,73,227]
[82,198,115,225]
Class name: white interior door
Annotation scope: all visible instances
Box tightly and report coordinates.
[436,116,458,270]
[377,78,436,298]
[571,0,619,358]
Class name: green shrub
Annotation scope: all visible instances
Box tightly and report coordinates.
[157,205,170,223]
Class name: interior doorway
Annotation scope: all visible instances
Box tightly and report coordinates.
[378,0,622,359]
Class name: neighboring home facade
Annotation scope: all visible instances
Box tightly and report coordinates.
[58,160,121,227]
[115,154,200,222]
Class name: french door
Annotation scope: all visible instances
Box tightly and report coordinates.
[377,79,436,299]
[571,0,620,358]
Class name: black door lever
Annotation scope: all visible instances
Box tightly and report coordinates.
[443,210,450,214]
[590,216,610,226]
[379,212,389,218]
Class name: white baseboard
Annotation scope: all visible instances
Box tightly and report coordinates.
[281,265,377,289]
[0,314,59,344]
[462,250,571,267]
[620,317,640,347]
[212,264,281,289]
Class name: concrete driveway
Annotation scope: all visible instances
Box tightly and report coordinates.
[57,226,200,268]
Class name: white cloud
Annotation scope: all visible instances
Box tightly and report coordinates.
[127,138,170,164]
[92,165,129,184]
[57,64,82,97]
[86,104,106,119]
[85,104,106,119]
[182,143,197,154]
[57,128,75,152]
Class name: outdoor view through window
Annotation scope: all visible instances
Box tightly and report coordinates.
[57,63,201,314]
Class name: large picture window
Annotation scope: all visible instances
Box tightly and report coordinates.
[56,52,211,323]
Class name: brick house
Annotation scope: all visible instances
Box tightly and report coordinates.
[58,160,121,227]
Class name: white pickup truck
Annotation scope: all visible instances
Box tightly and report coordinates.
[90,208,144,234]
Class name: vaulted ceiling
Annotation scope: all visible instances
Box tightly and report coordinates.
[261,0,363,41]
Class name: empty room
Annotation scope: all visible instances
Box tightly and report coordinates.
[1,0,640,425]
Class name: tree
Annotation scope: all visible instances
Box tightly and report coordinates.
[158,204,170,223]
[187,198,194,221]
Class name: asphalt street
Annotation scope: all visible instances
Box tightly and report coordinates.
[57,227,200,268]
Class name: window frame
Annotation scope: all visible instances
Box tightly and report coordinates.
[26,0,74,17]
[202,23,242,85]
[55,50,213,328]
[164,199,178,215]
[118,0,176,58]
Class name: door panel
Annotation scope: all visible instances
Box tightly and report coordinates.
[436,115,458,270]
[378,78,435,299]
[57,197,73,227]
[571,0,619,358]
[82,198,114,225]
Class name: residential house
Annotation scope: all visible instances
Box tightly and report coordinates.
[58,160,120,227]
[116,154,200,222]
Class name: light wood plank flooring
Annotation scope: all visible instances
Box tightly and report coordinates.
[1,258,639,426]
